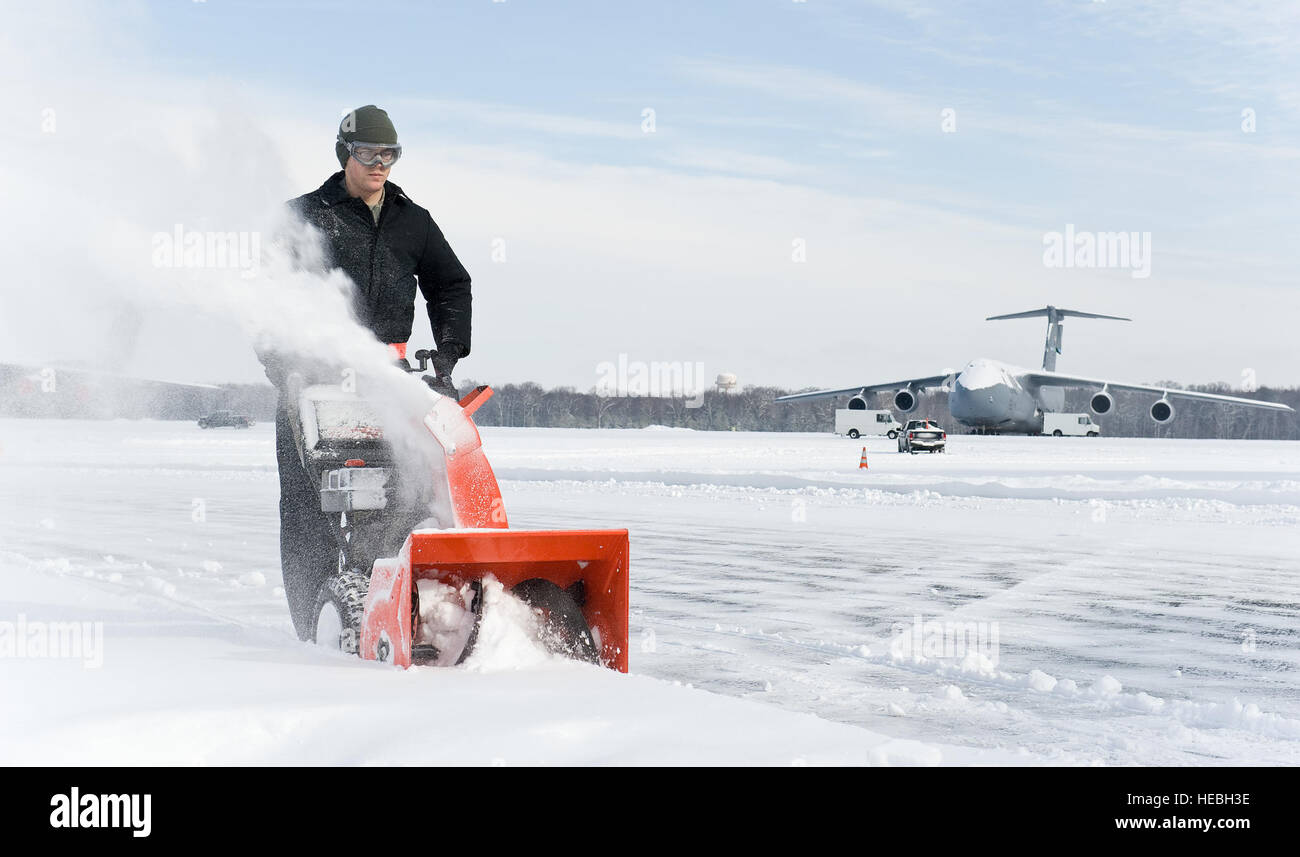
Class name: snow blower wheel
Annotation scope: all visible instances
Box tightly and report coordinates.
[512,578,601,664]
[311,569,369,655]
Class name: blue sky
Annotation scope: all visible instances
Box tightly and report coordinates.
[130,0,1297,212]
[3,1,1298,388]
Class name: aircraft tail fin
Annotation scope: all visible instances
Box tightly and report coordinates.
[986,306,1130,371]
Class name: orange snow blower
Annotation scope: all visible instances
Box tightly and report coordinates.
[290,352,629,672]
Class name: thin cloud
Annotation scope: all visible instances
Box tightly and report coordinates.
[393,97,644,141]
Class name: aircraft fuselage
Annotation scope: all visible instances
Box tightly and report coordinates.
[947,359,1043,433]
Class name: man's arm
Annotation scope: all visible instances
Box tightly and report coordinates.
[416,216,472,366]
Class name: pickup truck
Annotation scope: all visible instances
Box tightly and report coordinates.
[198,410,255,429]
[897,419,946,453]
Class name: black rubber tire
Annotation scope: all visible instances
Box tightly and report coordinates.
[512,578,600,665]
[310,568,370,655]
[848,429,860,439]
[1053,430,1063,437]
[887,430,898,440]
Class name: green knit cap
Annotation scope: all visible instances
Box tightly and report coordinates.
[336,105,399,168]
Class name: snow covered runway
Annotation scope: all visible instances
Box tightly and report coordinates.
[2,420,1297,764]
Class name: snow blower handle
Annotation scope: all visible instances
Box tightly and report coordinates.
[412,348,457,376]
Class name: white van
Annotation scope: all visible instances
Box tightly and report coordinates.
[1042,412,1100,437]
[835,409,903,439]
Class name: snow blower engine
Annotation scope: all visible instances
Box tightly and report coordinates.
[284,351,629,671]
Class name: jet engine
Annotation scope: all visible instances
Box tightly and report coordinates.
[1149,398,1176,424]
[893,388,919,413]
[1089,390,1114,416]
[847,394,869,410]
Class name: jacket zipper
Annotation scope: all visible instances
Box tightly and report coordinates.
[367,198,381,298]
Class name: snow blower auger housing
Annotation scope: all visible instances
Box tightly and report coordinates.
[288,351,629,672]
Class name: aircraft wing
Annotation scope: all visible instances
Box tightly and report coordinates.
[2,362,222,392]
[112,375,222,391]
[1022,370,1295,412]
[775,373,955,403]
[47,365,222,391]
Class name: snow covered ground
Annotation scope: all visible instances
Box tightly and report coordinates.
[1,419,1297,764]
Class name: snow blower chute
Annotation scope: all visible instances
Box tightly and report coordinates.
[288,352,629,672]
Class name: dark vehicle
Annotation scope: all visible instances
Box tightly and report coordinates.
[198,410,255,429]
[898,419,946,453]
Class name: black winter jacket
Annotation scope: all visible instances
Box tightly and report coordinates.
[286,172,472,357]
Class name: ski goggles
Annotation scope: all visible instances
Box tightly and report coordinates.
[340,139,402,167]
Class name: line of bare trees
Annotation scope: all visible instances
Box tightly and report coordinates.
[4,365,1296,439]
[463,381,1300,440]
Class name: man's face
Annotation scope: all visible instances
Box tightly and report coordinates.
[344,150,390,197]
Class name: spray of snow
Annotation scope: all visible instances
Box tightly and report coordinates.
[413,575,572,672]
[0,4,452,494]
[463,578,565,671]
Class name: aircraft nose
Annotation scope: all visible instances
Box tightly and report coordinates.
[956,361,1002,391]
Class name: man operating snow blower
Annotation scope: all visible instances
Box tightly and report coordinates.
[252,106,628,672]
[259,104,472,640]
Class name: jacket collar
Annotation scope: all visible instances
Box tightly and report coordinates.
[318,171,410,207]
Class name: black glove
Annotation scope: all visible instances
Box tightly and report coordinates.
[429,348,458,379]
[424,373,459,400]
[422,348,459,399]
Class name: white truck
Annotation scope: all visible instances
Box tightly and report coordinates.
[1042,412,1100,437]
[835,409,903,439]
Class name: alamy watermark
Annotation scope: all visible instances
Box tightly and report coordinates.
[152,223,260,277]
[1043,223,1151,279]
[0,614,103,668]
[595,354,707,407]
[50,788,150,838]
[889,615,999,667]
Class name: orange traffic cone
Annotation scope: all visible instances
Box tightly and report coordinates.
[859,447,869,469]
